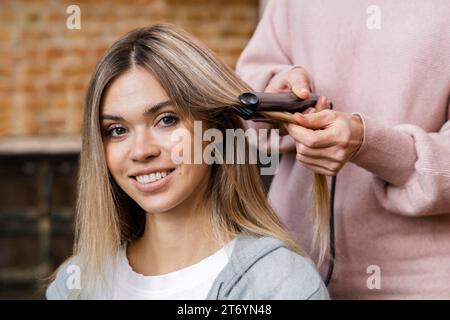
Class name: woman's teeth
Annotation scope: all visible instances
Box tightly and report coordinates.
[135,170,171,184]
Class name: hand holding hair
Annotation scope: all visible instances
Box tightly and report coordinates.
[287,110,364,176]
[263,66,364,176]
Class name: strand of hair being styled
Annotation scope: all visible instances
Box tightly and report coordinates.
[258,111,330,265]
[259,111,330,265]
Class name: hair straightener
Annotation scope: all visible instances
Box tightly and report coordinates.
[232,91,336,287]
[232,92,319,123]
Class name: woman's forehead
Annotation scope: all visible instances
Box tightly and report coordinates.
[101,68,169,115]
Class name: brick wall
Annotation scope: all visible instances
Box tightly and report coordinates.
[0,0,259,137]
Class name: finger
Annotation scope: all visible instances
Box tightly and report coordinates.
[286,123,336,148]
[303,107,316,114]
[265,67,311,97]
[313,96,331,112]
[296,153,339,169]
[265,74,291,93]
[296,154,341,175]
[265,82,291,93]
[266,68,302,93]
[286,122,314,139]
[292,109,335,130]
[287,68,311,99]
[292,86,310,100]
[296,143,342,161]
[297,160,337,176]
[302,164,337,176]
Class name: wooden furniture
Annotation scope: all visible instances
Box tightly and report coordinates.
[0,136,80,299]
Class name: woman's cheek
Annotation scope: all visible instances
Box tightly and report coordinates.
[105,143,126,176]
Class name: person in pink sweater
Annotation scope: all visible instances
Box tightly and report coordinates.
[236,0,450,299]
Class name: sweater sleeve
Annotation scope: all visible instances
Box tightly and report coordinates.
[236,0,298,154]
[351,106,450,217]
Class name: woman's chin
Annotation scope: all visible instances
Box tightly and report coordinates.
[138,198,179,215]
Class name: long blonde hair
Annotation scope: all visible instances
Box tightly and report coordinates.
[73,24,329,295]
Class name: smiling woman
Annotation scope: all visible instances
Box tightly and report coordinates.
[100,67,212,216]
[45,24,329,300]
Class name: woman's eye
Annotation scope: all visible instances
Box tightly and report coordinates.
[106,126,127,138]
[156,114,178,127]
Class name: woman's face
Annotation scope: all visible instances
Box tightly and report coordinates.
[100,67,210,214]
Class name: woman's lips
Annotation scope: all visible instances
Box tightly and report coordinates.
[130,169,175,193]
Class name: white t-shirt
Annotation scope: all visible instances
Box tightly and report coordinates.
[103,239,236,300]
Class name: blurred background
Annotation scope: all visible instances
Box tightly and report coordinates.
[0,0,267,299]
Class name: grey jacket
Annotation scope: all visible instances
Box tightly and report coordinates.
[206,235,329,299]
[47,235,329,300]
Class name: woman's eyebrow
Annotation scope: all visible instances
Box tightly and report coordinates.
[100,100,173,121]
[143,100,173,117]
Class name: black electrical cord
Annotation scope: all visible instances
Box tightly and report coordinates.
[324,175,336,286]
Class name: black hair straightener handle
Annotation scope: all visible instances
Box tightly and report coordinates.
[233,92,319,123]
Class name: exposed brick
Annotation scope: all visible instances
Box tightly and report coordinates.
[45,48,65,60]
[1,0,259,137]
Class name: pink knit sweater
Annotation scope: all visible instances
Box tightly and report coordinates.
[236,0,450,299]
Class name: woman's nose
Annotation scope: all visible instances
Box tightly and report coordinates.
[130,130,161,161]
